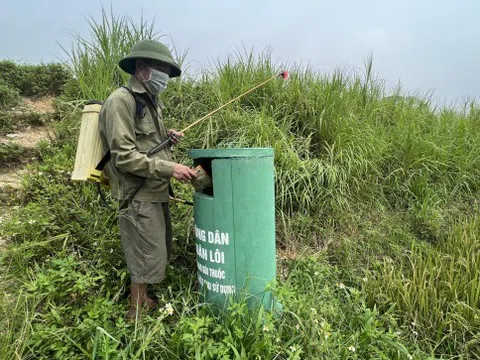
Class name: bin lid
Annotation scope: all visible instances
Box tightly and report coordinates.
[188,148,274,159]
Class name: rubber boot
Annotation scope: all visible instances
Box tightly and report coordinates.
[126,282,143,320]
[143,284,158,310]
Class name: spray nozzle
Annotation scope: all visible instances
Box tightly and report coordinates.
[279,70,289,80]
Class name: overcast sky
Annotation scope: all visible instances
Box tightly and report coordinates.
[1,0,479,105]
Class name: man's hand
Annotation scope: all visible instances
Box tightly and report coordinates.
[167,129,184,144]
[172,164,197,182]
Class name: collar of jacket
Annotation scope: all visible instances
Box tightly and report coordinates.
[128,75,165,110]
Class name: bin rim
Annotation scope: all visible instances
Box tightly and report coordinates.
[188,147,274,159]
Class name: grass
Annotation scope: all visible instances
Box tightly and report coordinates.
[0,109,52,136]
[366,217,480,358]
[0,141,25,166]
[0,7,479,360]
[1,247,425,359]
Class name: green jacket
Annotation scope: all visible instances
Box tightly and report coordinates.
[99,76,176,202]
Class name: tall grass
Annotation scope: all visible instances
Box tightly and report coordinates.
[60,7,187,101]
[164,56,480,237]
[366,217,480,358]
[63,7,480,230]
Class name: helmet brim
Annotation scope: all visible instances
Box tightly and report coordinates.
[119,51,182,77]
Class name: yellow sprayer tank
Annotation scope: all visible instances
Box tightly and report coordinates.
[71,101,104,181]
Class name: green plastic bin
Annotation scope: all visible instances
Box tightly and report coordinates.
[188,148,276,310]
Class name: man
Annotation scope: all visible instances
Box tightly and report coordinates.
[98,39,197,319]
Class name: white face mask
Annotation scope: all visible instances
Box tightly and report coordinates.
[142,67,169,95]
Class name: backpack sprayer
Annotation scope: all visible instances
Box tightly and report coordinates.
[71,71,289,206]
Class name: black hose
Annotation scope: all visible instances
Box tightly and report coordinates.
[97,182,115,211]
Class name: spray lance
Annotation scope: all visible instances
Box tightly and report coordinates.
[136,70,290,205]
[151,71,289,156]
[91,71,289,208]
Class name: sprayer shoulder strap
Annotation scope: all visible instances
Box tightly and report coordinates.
[121,85,147,119]
[94,86,146,171]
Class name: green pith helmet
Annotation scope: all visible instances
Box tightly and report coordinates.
[119,39,181,77]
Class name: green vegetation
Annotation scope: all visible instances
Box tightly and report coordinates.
[0,81,21,109]
[1,9,479,360]
[0,61,65,165]
[0,141,26,166]
[0,60,70,98]
[0,109,52,136]
[366,218,480,357]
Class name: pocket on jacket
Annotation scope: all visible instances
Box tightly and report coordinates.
[134,119,156,152]
[135,118,155,135]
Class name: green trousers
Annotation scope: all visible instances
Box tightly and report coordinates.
[118,200,172,284]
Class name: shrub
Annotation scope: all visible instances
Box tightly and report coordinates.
[0,81,20,109]
[0,141,25,166]
[0,60,71,97]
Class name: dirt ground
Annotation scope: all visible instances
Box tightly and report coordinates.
[0,97,55,249]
